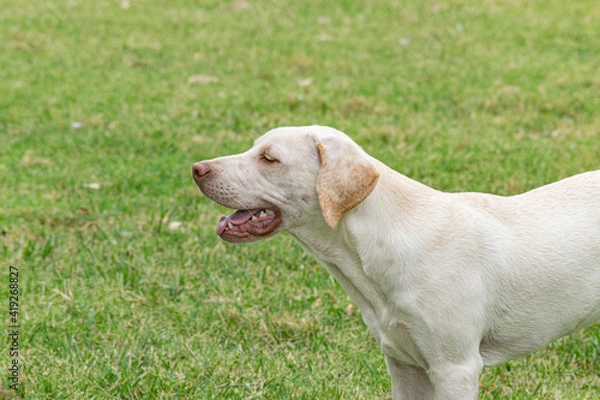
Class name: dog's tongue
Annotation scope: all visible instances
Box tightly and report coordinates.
[216,210,254,235]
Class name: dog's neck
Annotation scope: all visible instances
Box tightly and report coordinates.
[288,162,441,333]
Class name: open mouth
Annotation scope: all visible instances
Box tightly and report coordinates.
[216,208,282,241]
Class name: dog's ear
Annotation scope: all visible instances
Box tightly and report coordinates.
[316,137,380,228]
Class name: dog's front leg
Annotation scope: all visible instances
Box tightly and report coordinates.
[427,356,483,400]
[386,356,434,400]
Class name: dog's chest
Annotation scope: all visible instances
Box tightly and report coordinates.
[315,257,427,367]
[298,229,430,367]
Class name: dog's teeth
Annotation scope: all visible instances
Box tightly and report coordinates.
[227,222,233,229]
[251,215,257,220]
[259,210,267,218]
[265,209,275,215]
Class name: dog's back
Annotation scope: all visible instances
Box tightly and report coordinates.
[461,170,600,364]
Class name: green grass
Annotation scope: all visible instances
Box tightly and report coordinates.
[1,0,599,398]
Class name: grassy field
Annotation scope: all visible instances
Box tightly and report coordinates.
[1,0,599,398]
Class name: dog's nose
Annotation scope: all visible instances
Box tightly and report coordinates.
[192,162,211,182]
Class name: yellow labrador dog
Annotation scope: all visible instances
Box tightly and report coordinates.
[192,125,600,399]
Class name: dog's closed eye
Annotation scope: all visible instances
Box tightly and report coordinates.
[262,152,277,163]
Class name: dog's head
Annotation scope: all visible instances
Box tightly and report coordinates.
[192,126,379,243]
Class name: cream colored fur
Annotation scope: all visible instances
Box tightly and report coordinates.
[193,125,600,399]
